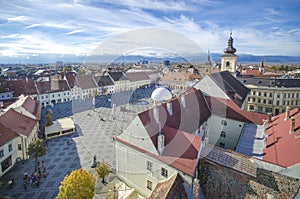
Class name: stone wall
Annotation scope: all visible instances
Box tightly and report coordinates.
[199,159,300,199]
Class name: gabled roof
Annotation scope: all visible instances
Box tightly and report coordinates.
[76,75,97,89]
[116,126,201,176]
[125,72,150,82]
[97,75,114,87]
[21,96,41,120]
[0,123,18,147]
[211,71,249,107]
[108,71,128,82]
[36,77,70,94]
[8,79,38,97]
[150,173,188,199]
[139,88,211,142]
[205,96,267,125]
[0,109,37,137]
[264,108,300,167]
[64,73,76,89]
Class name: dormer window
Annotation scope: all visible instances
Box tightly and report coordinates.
[221,120,227,125]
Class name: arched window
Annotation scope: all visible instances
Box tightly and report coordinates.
[226,61,230,67]
[221,131,226,138]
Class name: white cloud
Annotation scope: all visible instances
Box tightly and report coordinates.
[64,29,87,35]
[7,15,28,21]
[1,33,20,39]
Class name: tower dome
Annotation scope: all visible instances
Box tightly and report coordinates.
[151,87,172,102]
[224,33,236,54]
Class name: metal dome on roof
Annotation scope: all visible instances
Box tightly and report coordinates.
[151,87,172,102]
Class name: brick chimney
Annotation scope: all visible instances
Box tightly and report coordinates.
[290,117,295,134]
[285,106,290,121]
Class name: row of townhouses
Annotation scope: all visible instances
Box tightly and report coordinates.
[0,71,160,107]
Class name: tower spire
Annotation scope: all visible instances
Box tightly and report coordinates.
[224,32,236,54]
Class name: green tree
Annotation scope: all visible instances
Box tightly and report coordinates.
[56,168,96,199]
[45,109,53,126]
[101,87,108,95]
[28,138,47,171]
[95,163,110,184]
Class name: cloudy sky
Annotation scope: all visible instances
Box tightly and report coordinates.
[0,0,300,62]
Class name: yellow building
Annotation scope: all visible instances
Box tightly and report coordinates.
[238,77,300,115]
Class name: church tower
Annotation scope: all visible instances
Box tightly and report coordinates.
[221,33,238,73]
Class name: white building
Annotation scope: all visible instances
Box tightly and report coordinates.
[115,86,267,197]
[36,76,71,107]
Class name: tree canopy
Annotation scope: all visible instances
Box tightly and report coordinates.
[28,138,47,170]
[57,168,96,199]
[95,163,110,183]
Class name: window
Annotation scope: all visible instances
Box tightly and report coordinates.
[226,61,230,68]
[263,99,266,104]
[252,91,256,95]
[269,93,273,97]
[258,99,261,103]
[220,131,226,138]
[265,107,272,113]
[253,98,256,102]
[221,120,227,125]
[0,149,4,158]
[219,142,225,148]
[161,168,168,177]
[147,180,152,190]
[8,144,12,152]
[18,144,22,150]
[264,92,267,97]
[268,100,272,105]
[249,105,254,110]
[258,92,261,96]
[147,161,152,171]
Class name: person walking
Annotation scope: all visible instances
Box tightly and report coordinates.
[23,181,27,190]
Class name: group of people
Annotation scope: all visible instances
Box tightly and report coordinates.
[23,160,47,190]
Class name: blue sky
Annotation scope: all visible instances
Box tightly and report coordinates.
[0,0,300,62]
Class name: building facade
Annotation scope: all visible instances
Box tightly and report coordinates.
[220,33,238,73]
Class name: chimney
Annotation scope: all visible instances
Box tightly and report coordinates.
[192,178,200,199]
[267,113,272,123]
[153,103,159,124]
[290,117,295,134]
[157,126,165,156]
[166,100,172,115]
[285,106,290,121]
[180,94,186,108]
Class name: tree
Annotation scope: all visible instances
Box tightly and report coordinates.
[56,168,96,199]
[101,87,108,95]
[95,163,110,184]
[28,138,47,171]
[45,109,53,126]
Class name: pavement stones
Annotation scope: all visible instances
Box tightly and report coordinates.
[0,86,154,199]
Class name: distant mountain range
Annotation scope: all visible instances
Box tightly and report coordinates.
[1,53,300,64]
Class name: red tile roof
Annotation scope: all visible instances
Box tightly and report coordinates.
[76,75,97,89]
[264,108,300,167]
[125,72,150,82]
[36,77,70,94]
[0,123,18,147]
[0,109,37,137]
[139,88,210,147]
[205,96,267,125]
[21,96,41,120]
[8,79,38,97]
[116,126,201,177]
[150,173,188,199]
[65,73,76,88]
